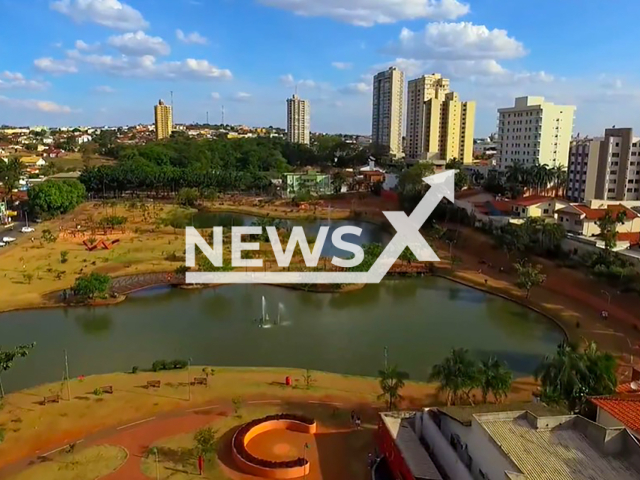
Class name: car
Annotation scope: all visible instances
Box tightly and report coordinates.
[0,242,5,247]
[2,237,16,243]
[21,226,35,233]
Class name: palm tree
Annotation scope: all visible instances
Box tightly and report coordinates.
[378,365,410,410]
[430,348,479,406]
[478,357,513,403]
[581,342,617,396]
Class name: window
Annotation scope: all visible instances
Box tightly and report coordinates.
[612,153,620,158]
[543,209,550,214]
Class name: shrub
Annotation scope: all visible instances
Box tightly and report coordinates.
[131,366,139,374]
[0,428,5,444]
[151,359,187,371]
[170,359,188,369]
[60,250,69,264]
[93,387,103,396]
[151,359,168,372]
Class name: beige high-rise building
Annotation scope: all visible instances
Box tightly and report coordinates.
[567,128,640,202]
[154,99,172,140]
[406,73,475,163]
[496,96,575,170]
[372,67,404,158]
[286,94,310,145]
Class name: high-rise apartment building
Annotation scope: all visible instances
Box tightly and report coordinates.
[496,96,575,170]
[154,99,173,141]
[372,67,404,158]
[286,94,310,145]
[567,128,640,202]
[406,73,475,163]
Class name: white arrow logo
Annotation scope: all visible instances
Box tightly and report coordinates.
[186,170,455,284]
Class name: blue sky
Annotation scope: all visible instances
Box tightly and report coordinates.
[1,0,639,136]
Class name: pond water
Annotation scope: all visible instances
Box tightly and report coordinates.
[0,277,564,392]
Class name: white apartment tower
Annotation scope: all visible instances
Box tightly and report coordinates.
[567,128,640,202]
[286,94,310,145]
[372,67,404,158]
[406,73,476,163]
[496,96,575,170]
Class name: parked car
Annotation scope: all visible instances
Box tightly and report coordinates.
[2,237,16,243]
[21,226,35,233]
[0,242,5,247]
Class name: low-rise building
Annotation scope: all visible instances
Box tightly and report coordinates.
[556,204,640,237]
[19,155,46,168]
[590,369,640,439]
[282,171,332,197]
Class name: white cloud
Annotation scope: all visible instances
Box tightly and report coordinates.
[339,82,372,94]
[258,0,469,26]
[107,31,170,56]
[211,92,221,100]
[0,95,73,114]
[0,72,49,90]
[65,50,232,80]
[332,62,353,70]
[75,39,100,51]
[176,29,208,45]
[34,57,79,74]
[232,92,252,102]
[51,0,149,30]
[385,22,526,60]
[93,85,115,93]
[279,73,317,88]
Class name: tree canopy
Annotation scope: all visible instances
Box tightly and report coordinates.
[72,273,112,299]
[28,180,86,219]
[0,343,35,397]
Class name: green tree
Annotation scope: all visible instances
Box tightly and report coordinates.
[0,158,24,200]
[331,170,348,194]
[28,180,86,219]
[176,187,200,207]
[535,341,616,413]
[495,223,528,258]
[429,348,480,406]
[0,343,35,397]
[377,365,409,409]
[194,427,217,458]
[445,158,469,191]
[60,250,69,264]
[596,209,627,252]
[514,260,546,299]
[478,357,512,403]
[398,162,435,213]
[399,247,417,264]
[41,229,58,244]
[72,273,111,299]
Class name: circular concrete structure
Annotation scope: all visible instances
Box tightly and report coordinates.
[232,414,317,479]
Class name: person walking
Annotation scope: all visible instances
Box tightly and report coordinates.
[350,410,356,427]
[198,454,204,476]
[356,415,362,429]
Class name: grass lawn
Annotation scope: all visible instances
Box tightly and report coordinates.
[7,445,127,480]
[0,367,539,471]
[50,153,114,170]
[139,403,373,480]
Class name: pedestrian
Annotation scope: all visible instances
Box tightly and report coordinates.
[356,415,362,429]
[484,278,488,286]
[368,452,374,468]
[198,454,204,476]
[350,410,356,426]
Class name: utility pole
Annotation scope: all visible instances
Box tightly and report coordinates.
[384,346,388,370]
[64,349,71,401]
[188,358,192,401]
[221,105,225,126]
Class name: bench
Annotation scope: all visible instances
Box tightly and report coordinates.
[100,385,114,394]
[193,377,207,386]
[43,394,61,405]
[147,380,161,389]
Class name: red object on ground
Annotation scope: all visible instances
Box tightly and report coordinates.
[285,376,291,386]
[198,455,204,475]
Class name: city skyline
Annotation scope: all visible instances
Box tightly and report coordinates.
[1,0,640,135]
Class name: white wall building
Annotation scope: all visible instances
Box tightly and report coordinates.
[286,94,310,145]
[496,96,575,170]
[372,67,404,158]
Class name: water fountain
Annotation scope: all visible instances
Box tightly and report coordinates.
[277,302,285,326]
[259,296,270,328]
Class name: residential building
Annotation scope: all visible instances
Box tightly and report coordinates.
[19,155,46,168]
[590,368,640,439]
[496,96,576,170]
[568,128,640,202]
[372,67,404,158]
[286,94,310,145]
[567,136,603,202]
[556,203,640,238]
[154,99,173,140]
[406,73,476,163]
[282,171,331,197]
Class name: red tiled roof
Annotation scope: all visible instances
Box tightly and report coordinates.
[456,188,486,200]
[512,195,554,207]
[590,395,640,432]
[573,204,639,221]
[617,383,638,394]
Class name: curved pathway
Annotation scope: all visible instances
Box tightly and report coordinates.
[0,395,365,480]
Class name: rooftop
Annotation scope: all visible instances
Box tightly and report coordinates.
[512,195,554,207]
[560,204,639,221]
[438,402,567,426]
[380,412,443,480]
[477,411,640,480]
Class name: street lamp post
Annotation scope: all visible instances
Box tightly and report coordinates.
[601,290,611,306]
[188,357,192,401]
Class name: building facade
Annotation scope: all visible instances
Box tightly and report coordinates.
[567,129,640,202]
[154,99,173,140]
[286,94,310,145]
[282,171,331,197]
[406,74,475,163]
[496,96,575,170]
[372,67,404,158]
